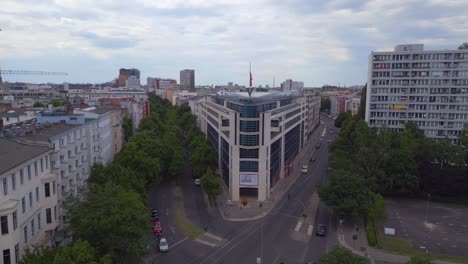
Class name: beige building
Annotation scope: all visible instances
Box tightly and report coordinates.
[197,92,321,201]
[0,138,59,264]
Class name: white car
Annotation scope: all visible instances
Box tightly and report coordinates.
[194,178,201,185]
[301,165,308,173]
[158,237,169,252]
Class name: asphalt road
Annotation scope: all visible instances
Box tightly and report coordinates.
[146,115,339,264]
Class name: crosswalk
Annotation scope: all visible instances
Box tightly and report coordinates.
[194,232,225,247]
[291,219,314,242]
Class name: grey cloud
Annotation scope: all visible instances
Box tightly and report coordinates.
[76,32,138,49]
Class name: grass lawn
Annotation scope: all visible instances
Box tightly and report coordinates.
[174,184,203,239]
[378,234,468,264]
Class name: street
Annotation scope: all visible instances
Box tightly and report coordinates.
[145,115,338,264]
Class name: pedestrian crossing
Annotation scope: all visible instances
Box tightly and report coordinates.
[291,219,314,242]
[194,232,225,247]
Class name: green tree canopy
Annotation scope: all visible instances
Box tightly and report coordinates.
[200,168,222,207]
[406,256,432,264]
[319,170,373,219]
[318,246,369,264]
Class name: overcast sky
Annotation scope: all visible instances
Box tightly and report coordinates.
[0,0,467,86]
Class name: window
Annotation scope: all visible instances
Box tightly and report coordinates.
[12,211,17,230]
[11,174,16,191]
[40,158,44,172]
[34,161,38,176]
[36,187,39,202]
[44,183,50,197]
[240,120,259,132]
[3,249,10,264]
[46,208,52,224]
[29,192,33,208]
[240,148,259,159]
[1,216,9,235]
[37,213,41,230]
[46,156,49,169]
[54,206,57,220]
[3,178,7,195]
[27,165,31,180]
[239,161,259,172]
[20,169,24,184]
[239,134,259,146]
[21,197,25,214]
[31,219,35,236]
[52,181,56,194]
[24,226,28,243]
[14,244,19,264]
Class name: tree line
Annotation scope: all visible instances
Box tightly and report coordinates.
[20,94,220,263]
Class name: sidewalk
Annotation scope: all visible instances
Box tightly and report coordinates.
[337,221,462,264]
[216,122,326,221]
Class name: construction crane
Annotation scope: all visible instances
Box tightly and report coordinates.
[0,69,68,84]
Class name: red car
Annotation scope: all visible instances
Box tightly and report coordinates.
[153,221,162,236]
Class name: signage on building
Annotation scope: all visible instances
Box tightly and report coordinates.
[239,174,259,186]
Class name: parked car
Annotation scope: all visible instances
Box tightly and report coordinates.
[153,221,163,236]
[151,209,159,221]
[158,237,169,252]
[309,157,316,162]
[194,178,201,185]
[301,165,308,173]
[316,224,327,236]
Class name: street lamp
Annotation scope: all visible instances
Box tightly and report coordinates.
[424,193,431,223]
[257,202,264,264]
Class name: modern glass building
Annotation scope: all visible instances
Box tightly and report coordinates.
[197,92,320,201]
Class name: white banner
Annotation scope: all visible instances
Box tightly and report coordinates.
[239,174,258,186]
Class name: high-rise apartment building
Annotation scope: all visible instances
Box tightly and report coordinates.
[180,69,195,92]
[366,44,468,143]
[197,92,320,201]
[118,68,140,87]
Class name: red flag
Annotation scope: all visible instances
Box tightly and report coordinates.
[249,63,252,87]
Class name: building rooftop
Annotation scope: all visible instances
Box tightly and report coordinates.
[75,107,120,115]
[0,109,33,118]
[12,122,81,143]
[214,92,298,105]
[0,137,50,175]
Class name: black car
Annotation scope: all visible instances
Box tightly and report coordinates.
[316,224,327,236]
[310,157,316,162]
[151,209,159,221]
[315,142,321,149]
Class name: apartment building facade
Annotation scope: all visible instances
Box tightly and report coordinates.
[0,138,59,264]
[197,92,321,201]
[366,44,468,143]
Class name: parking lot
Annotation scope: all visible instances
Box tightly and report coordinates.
[385,198,468,256]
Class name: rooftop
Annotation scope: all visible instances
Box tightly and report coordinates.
[75,107,120,115]
[0,137,50,175]
[12,122,81,143]
[214,92,298,105]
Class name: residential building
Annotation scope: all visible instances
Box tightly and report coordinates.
[0,138,59,263]
[180,69,195,92]
[117,68,140,87]
[346,97,361,116]
[147,78,177,91]
[330,96,346,118]
[126,76,140,89]
[98,98,150,132]
[366,44,468,143]
[197,92,321,201]
[73,107,123,165]
[68,87,148,107]
[281,79,304,91]
[0,110,36,126]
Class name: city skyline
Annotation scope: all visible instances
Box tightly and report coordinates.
[0,0,467,86]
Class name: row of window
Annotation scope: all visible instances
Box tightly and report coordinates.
[2,157,49,196]
[373,53,466,62]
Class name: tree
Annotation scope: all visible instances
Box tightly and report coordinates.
[319,170,372,219]
[318,246,369,264]
[334,112,352,128]
[406,256,432,264]
[68,183,149,263]
[320,98,331,112]
[357,84,367,120]
[50,100,65,107]
[33,102,45,107]
[200,168,222,207]
[122,117,133,142]
[458,42,468,50]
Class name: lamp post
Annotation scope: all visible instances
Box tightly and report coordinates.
[424,193,431,223]
[257,202,264,264]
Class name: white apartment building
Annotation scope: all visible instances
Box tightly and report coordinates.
[197,92,320,201]
[366,44,468,143]
[0,138,59,264]
[68,88,148,107]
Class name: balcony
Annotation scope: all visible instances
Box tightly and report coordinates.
[81,144,88,150]
[69,166,76,172]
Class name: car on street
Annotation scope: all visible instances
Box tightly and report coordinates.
[151,209,159,221]
[310,157,316,162]
[327,139,331,143]
[194,178,201,185]
[301,165,308,173]
[316,224,327,236]
[153,221,163,236]
[158,237,169,252]
[315,142,321,149]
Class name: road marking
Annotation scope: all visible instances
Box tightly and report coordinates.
[195,238,217,247]
[295,220,303,231]
[307,225,313,236]
[170,226,176,234]
[166,208,169,216]
[204,232,223,241]
[172,237,188,248]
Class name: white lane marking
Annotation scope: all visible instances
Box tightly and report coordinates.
[204,232,223,241]
[170,226,176,234]
[195,238,217,247]
[295,221,303,232]
[166,208,169,216]
[171,237,188,248]
[307,225,313,236]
